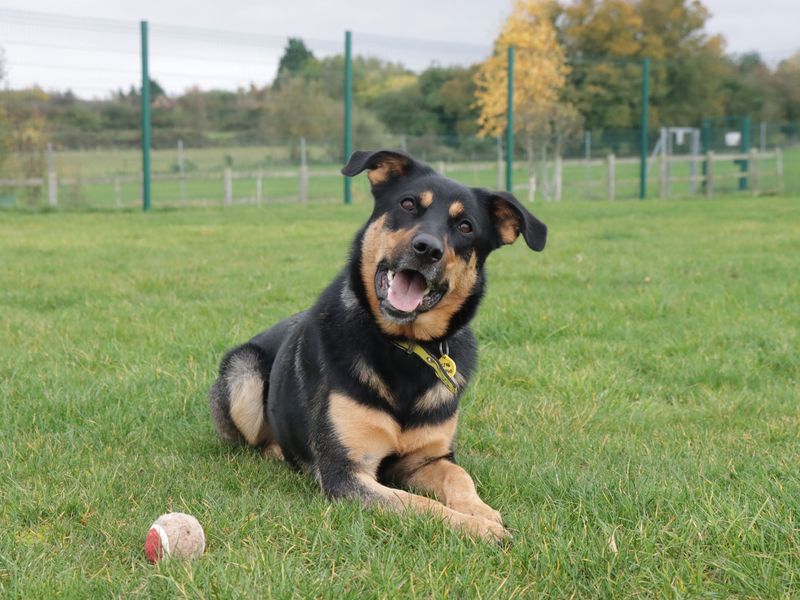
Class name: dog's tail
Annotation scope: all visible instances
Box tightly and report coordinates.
[209,343,273,447]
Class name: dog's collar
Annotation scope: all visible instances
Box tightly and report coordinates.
[392,340,459,394]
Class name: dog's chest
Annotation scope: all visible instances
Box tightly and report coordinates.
[328,392,457,476]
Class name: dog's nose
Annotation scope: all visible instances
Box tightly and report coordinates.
[412,233,444,264]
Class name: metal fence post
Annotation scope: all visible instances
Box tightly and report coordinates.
[343,30,352,205]
[639,57,650,200]
[739,114,751,191]
[505,46,514,193]
[140,20,151,212]
[496,137,503,190]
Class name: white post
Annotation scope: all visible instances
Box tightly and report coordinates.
[437,161,446,176]
[775,147,784,195]
[177,139,186,201]
[554,155,562,202]
[400,135,407,152]
[528,175,536,203]
[114,177,121,209]
[256,169,263,204]
[659,149,668,198]
[299,138,309,203]
[690,129,700,195]
[607,154,615,201]
[46,143,57,207]
[224,167,233,206]
[706,151,714,198]
[760,122,766,153]
[584,130,591,182]
[496,137,503,190]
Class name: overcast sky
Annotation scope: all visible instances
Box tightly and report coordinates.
[0,0,797,98]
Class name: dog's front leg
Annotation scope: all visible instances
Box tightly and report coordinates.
[322,468,509,541]
[403,458,504,526]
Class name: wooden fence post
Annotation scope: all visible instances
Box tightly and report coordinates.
[114,177,121,209]
[607,154,616,201]
[705,151,714,198]
[47,172,58,207]
[748,149,758,196]
[299,138,309,203]
[224,167,233,206]
[527,175,536,203]
[46,143,57,207]
[554,155,562,201]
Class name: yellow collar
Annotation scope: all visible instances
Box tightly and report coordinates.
[392,340,459,394]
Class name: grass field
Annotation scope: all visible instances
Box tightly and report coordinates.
[1,195,799,597]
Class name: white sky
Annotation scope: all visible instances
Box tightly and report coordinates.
[0,0,797,99]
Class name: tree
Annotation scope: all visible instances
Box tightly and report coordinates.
[419,66,480,137]
[557,0,729,129]
[772,51,800,122]
[274,38,317,89]
[475,0,578,164]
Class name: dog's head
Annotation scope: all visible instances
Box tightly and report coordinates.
[343,149,547,341]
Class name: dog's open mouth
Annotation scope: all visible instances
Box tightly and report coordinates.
[375,266,445,318]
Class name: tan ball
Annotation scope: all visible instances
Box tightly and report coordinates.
[145,512,205,563]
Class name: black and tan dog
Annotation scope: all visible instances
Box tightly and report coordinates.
[209,149,546,540]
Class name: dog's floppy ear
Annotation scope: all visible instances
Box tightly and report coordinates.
[485,190,547,252]
[341,149,419,186]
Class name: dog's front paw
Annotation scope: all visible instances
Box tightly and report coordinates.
[462,515,511,542]
[449,500,503,525]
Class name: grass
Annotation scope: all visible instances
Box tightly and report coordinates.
[1,195,799,597]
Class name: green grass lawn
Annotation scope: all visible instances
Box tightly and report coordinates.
[1,196,799,597]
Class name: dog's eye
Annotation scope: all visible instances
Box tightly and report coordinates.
[400,198,415,211]
[457,220,473,234]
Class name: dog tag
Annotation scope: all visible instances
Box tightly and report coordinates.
[438,354,457,379]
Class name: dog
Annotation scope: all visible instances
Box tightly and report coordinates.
[209,149,547,540]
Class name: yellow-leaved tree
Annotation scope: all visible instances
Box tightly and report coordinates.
[475,0,580,169]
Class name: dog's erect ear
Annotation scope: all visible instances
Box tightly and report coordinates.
[341,149,419,186]
[486,190,547,252]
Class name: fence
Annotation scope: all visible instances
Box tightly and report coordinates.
[0,8,798,210]
[0,142,788,209]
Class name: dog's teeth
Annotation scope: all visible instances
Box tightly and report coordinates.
[387,270,394,283]
[424,287,431,296]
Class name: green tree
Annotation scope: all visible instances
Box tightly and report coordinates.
[274,38,317,89]
[772,51,800,122]
[557,0,728,128]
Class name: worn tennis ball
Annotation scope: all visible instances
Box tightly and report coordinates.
[145,512,205,563]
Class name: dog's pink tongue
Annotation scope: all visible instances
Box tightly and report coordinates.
[388,270,427,313]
